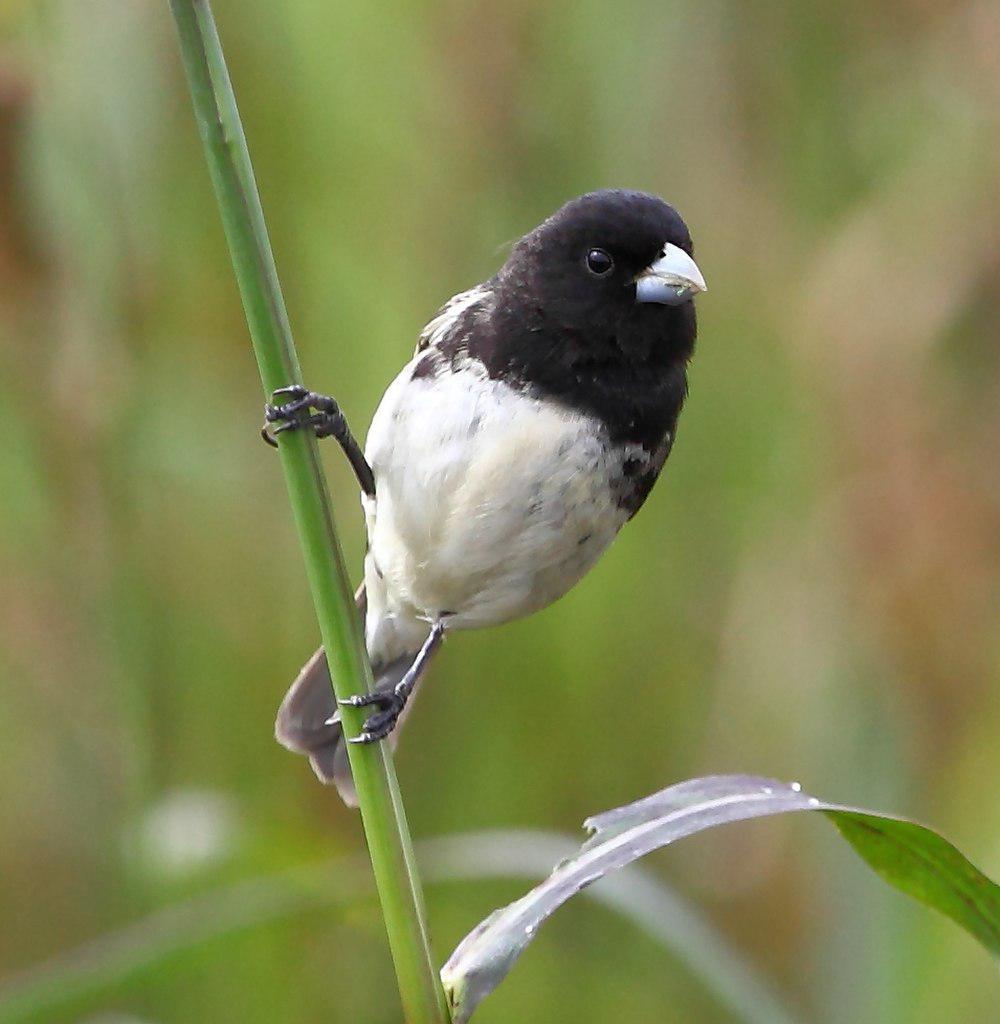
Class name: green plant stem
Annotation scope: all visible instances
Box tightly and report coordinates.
[167,3,448,1020]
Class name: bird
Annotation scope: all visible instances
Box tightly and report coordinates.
[264,189,706,806]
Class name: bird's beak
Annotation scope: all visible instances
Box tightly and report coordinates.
[634,243,707,306]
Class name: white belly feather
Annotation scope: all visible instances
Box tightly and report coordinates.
[362,360,628,635]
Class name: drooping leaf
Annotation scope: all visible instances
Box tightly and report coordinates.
[440,775,1000,1023]
[827,811,1000,955]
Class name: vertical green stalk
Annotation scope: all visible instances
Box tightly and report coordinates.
[167,3,449,1020]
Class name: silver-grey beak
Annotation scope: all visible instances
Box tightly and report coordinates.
[634,243,707,306]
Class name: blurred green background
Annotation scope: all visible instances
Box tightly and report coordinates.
[1,1,998,1022]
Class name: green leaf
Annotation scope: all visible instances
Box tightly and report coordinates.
[441,775,1000,1023]
[827,811,1000,956]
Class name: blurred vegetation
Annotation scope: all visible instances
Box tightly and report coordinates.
[0,1,997,1022]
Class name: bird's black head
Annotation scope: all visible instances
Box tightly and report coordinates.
[469,190,704,447]
[497,189,704,364]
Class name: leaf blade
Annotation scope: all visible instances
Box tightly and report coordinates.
[441,775,1000,1023]
[826,811,1000,956]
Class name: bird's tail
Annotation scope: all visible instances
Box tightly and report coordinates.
[274,584,428,806]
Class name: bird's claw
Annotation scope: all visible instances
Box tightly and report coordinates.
[261,384,346,448]
[347,702,405,744]
[271,384,309,403]
[339,688,405,744]
[338,691,389,708]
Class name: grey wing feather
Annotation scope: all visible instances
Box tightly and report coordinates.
[274,584,428,807]
[415,285,491,354]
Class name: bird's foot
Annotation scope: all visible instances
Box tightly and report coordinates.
[333,623,444,745]
[338,686,407,744]
[260,384,376,498]
[261,384,348,448]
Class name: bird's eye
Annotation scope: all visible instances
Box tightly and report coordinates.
[586,248,614,276]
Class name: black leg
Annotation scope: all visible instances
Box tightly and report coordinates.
[341,622,445,744]
[262,384,375,498]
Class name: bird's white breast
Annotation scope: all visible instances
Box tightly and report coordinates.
[362,359,630,631]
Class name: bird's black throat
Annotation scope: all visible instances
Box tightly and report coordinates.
[464,289,694,453]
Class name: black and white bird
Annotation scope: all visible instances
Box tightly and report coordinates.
[265,189,706,805]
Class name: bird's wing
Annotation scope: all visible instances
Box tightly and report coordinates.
[274,582,430,806]
[415,284,492,354]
